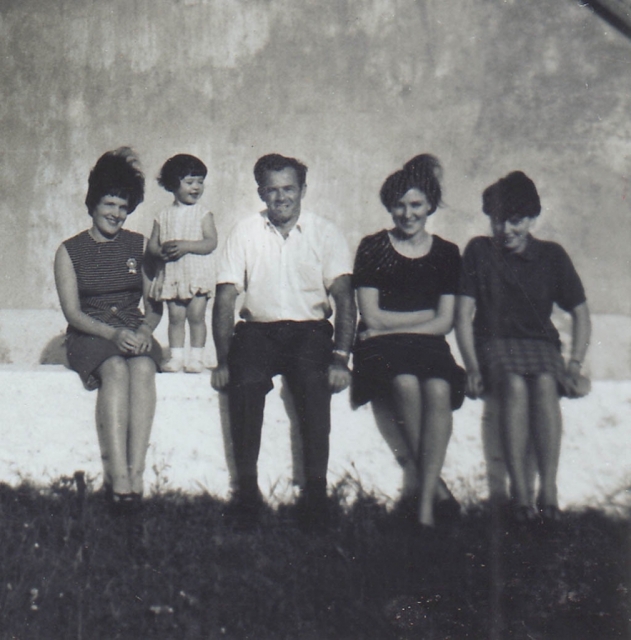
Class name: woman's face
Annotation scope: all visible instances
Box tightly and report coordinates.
[390,188,432,238]
[491,214,535,253]
[91,195,130,240]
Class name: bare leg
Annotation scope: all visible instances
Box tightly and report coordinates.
[95,356,131,494]
[418,378,453,526]
[126,356,157,495]
[529,374,562,507]
[167,299,187,348]
[371,396,418,497]
[498,374,531,507]
[186,295,209,348]
[483,395,539,504]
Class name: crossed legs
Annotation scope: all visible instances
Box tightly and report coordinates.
[372,374,453,527]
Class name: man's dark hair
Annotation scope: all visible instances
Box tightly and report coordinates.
[253,154,308,188]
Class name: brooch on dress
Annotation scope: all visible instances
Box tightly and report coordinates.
[126,257,138,275]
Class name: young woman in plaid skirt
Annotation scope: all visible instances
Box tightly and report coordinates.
[456,171,591,525]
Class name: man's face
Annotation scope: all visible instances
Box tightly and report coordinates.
[258,168,306,227]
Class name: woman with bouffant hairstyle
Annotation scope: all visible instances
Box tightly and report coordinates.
[352,154,465,530]
[54,148,163,515]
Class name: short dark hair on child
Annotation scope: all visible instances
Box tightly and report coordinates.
[482,171,541,221]
[380,154,443,214]
[85,148,145,215]
[158,154,208,193]
[253,154,308,189]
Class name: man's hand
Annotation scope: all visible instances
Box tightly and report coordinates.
[211,363,230,391]
[328,362,351,393]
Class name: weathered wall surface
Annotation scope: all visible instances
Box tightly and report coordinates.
[1,0,630,316]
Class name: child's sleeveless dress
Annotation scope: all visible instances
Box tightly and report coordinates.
[148,201,215,301]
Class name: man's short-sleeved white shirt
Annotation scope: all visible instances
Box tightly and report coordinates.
[217,210,352,322]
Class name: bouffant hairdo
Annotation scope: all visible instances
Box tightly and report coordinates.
[158,154,208,193]
[85,147,145,215]
[482,171,541,221]
[380,154,443,214]
[253,154,308,189]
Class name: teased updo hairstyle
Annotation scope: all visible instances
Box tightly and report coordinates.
[158,154,208,193]
[253,153,308,189]
[85,147,145,215]
[380,153,443,215]
[482,171,541,221]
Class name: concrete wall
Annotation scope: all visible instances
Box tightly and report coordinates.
[1,0,630,365]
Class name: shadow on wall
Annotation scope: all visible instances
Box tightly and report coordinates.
[40,335,68,367]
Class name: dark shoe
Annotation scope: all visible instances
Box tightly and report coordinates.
[510,505,540,530]
[110,492,142,517]
[538,504,562,529]
[222,491,263,531]
[434,495,461,526]
[294,483,330,534]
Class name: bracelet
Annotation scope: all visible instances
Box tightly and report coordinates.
[139,321,153,332]
[332,349,350,363]
[569,358,582,368]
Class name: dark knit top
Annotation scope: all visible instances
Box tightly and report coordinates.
[460,235,586,345]
[352,230,461,311]
[63,229,146,331]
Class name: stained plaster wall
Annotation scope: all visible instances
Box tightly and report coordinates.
[1,0,630,323]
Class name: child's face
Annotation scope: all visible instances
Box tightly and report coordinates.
[174,175,205,205]
[491,214,535,253]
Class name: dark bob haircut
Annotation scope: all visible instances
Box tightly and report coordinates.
[482,171,541,221]
[253,154,308,189]
[380,154,443,214]
[158,154,208,193]
[85,147,145,215]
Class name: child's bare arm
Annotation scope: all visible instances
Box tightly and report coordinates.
[162,212,218,260]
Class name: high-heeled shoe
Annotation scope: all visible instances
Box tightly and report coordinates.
[110,492,142,517]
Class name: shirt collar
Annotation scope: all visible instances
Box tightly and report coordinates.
[261,209,308,235]
[514,235,539,261]
[494,234,539,261]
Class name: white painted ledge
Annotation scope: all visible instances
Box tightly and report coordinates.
[1,366,629,511]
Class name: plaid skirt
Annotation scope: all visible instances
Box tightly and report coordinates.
[476,338,568,396]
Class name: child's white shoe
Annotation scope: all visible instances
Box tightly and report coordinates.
[162,348,184,373]
[184,348,205,374]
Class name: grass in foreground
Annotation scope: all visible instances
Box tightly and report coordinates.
[0,476,629,640]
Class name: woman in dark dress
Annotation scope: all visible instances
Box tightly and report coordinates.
[352,155,465,528]
[54,149,163,513]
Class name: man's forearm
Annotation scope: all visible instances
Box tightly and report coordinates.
[212,285,238,363]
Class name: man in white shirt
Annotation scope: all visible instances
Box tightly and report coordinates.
[211,153,356,530]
